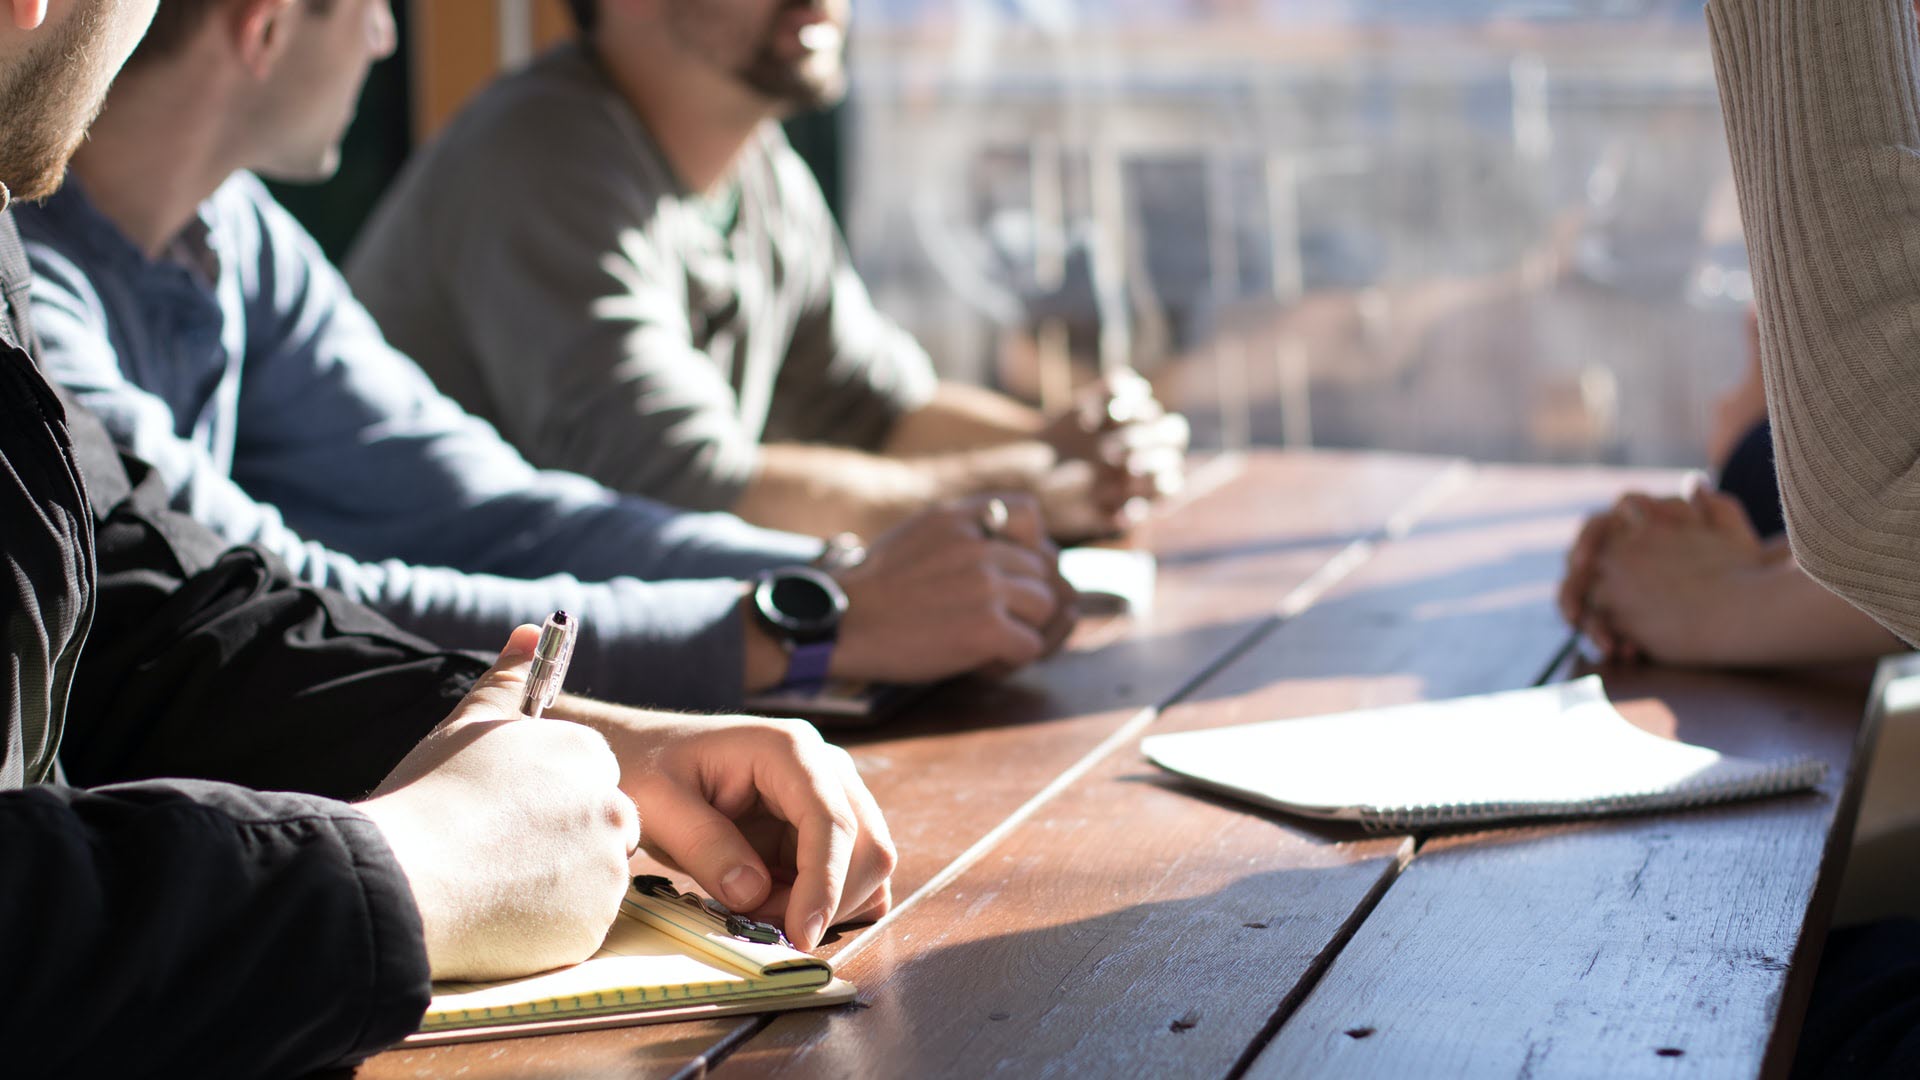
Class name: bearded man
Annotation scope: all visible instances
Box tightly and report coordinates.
[347,0,1189,543]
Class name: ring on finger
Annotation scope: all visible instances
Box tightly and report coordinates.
[979,497,1011,541]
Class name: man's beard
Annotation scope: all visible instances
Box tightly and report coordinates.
[665,0,847,115]
[0,0,114,203]
[736,30,847,114]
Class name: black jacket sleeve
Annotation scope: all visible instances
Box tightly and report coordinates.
[56,395,489,799]
[0,219,448,1079]
[0,780,429,1079]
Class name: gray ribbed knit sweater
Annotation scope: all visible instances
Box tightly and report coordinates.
[1710,0,1920,644]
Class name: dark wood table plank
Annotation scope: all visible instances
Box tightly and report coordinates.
[354,450,1457,1079]
[710,463,1674,1078]
[1246,667,1874,1080]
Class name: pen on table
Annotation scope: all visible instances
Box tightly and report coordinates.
[520,611,577,721]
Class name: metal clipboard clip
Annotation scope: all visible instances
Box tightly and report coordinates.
[631,874,792,948]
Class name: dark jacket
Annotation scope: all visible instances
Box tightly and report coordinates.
[0,208,487,1078]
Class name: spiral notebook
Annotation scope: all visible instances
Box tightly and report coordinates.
[1142,676,1828,832]
[406,877,855,1046]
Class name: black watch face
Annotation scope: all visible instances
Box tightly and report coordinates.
[758,569,847,642]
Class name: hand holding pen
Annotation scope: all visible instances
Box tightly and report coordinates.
[359,617,638,980]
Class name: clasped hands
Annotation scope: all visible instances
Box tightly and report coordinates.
[1557,483,1783,666]
[1038,373,1190,542]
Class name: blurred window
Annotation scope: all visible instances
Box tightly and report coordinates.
[843,0,1747,465]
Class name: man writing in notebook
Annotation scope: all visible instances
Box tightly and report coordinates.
[23,0,1074,716]
[346,0,1190,543]
[0,5,894,1075]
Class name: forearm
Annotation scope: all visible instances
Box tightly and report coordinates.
[882,383,1046,456]
[323,559,767,713]
[733,441,1053,539]
[1709,0,1920,644]
[1718,558,1904,667]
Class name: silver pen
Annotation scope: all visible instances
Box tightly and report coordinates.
[520,611,577,720]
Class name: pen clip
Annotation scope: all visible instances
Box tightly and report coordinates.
[631,874,791,948]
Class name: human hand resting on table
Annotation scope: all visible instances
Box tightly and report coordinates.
[819,493,1076,685]
[550,700,898,951]
[360,626,640,981]
[1557,487,1782,665]
[1038,373,1190,542]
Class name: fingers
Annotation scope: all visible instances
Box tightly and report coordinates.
[1090,457,1170,517]
[827,744,896,926]
[844,878,894,925]
[1108,412,1190,460]
[449,624,542,724]
[1612,493,1652,532]
[977,492,1050,554]
[983,608,1050,668]
[1091,416,1188,512]
[631,781,775,914]
[1559,513,1611,626]
[994,570,1060,633]
[1697,487,1760,541]
[1036,577,1079,657]
[769,745,862,950]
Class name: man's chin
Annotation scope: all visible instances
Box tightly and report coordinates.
[8,170,68,205]
[257,148,345,187]
[766,77,848,117]
[1,132,88,205]
[743,54,847,116]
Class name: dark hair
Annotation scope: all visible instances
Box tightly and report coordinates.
[131,0,341,67]
[565,0,598,35]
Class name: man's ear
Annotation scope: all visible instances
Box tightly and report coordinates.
[231,0,298,80]
[10,0,48,32]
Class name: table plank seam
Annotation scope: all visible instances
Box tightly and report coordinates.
[684,461,1480,1077]
[1225,837,1419,1080]
[665,1015,772,1080]
[1229,457,1872,1080]
[826,460,1478,976]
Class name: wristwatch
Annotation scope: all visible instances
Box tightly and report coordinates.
[752,566,849,691]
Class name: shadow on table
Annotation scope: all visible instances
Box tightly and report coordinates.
[327,1020,739,1080]
[730,864,1400,1080]
[825,612,1280,746]
[1114,771,1381,847]
[1163,543,1573,711]
[829,535,1575,747]
[1157,498,1612,571]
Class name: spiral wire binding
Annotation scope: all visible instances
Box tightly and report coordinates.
[1356,756,1830,833]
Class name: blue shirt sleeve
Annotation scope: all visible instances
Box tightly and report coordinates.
[24,185,821,711]
[229,176,820,585]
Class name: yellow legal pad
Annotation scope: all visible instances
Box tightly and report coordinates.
[406,882,855,1046]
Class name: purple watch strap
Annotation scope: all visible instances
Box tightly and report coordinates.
[781,640,835,691]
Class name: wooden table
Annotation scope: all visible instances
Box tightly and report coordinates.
[353,450,1876,1080]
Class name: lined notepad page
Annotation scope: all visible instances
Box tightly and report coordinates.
[424,893,830,1029]
[1143,676,1827,830]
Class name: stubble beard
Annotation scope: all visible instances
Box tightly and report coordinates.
[0,0,116,203]
[669,0,848,116]
[737,36,846,115]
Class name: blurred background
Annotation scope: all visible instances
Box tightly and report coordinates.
[307,0,1749,469]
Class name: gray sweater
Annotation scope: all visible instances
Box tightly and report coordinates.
[347,42,938,513]
[1710,0,1920,644]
